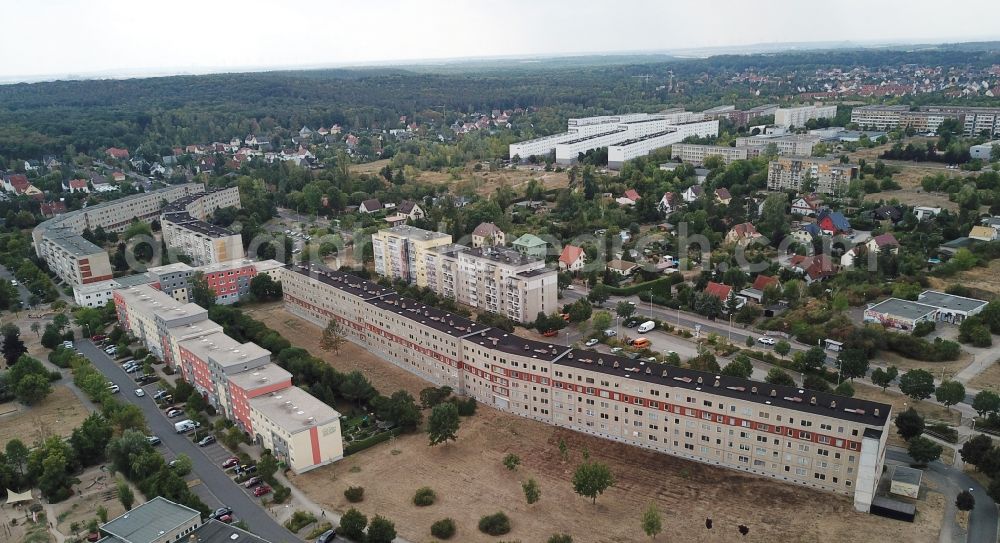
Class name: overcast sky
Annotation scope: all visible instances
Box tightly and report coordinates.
[3,0,999,82]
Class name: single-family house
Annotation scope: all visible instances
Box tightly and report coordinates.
[914,206,941,221]
[817,210,852,235]
[397,200,425,220]
[112,171,127,182]
[559,244,586,272]
[384,213,408,227]
[106,147,130,160]
[704,281,733,302]
[969,225,998,241]
[64,178,90,193]
[682,185,703,203]
[725,222,763,246]
[512,233,547,260]
[617,189,641,207]
[739,274,780,303]
[715,188,732,205]
[791,195,821,216]
[789,254,837,283]
[2,174,30,194]
[360,199,383,214]
[40,201,67,218]
[472,222,505,248]
[658,192,678,215]
[607,259,640,276]
[874,205,903,224]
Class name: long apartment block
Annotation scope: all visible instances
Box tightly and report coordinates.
[851,104,1000,136]
[767,157,858,195]
[774,104,838,128]
[33,183,205,286]
[161,187,244,266]
[114,282,342,473]
[281,263,891,511]
[371,225,557,322]
[734,134,822,156]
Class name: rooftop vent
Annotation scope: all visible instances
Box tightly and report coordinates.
[809,396,817,405]
[769,389,776,398]
[696,377,703,385]
[830,400,837,409]
[661,369,668,377]
[751,386,757,394]
[873,408,880,417]
[713,379,720,387]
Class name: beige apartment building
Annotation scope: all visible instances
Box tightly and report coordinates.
[371,225,453,287]
[161,187,244,266]
[767,158,858,195]
[774,104,838,128]
[249,386,344,473]
[670,143,759,165]
[33,183,204,286]
[280,263,891,511]
[735,134,821,157]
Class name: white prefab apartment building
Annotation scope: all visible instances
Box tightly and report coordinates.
[280,262,892,513]
[671,143,760,165]
[774,104,838,128]
[851,105,1000,136]
[607,120,720,169]
[767,158,858,195]
[735,134,822,157]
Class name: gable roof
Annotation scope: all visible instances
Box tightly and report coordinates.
[559,244,584,266]
[473,222,503,237]
[818,210,851,231]
[871,233,900,248]
[728,222,760,239]
[789,254,837,281]
[5,174,29,193]
[398,200,418,214]
[513,233,546,247]
[660,192,675,204]
[752,275,779,291]
[624,189,641,201]
[607,259,639,273]
[801,223,822,236]
[361,198,381,212]
[715,188,732,200]
[68,179,89,189]
[969,225,996,239]
[685,185,704,196]
[704,281,732,301]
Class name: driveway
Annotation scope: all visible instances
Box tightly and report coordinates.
[78,340,301,543]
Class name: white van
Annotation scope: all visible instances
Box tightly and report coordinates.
[174,420,196,433]
[637,321,656,333]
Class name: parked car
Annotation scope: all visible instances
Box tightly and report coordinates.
[315,529,337,543]
[107,384,120,394]
[610,347,623,353]
[603,328,617,337]
[211,507,233,520]
[166,408,184,418]
[217,514,233,524]
[134,388,145,397]
[198,435,216,447]
[153,389,168,400]
[221,457,239,469]
[585,338,599,347]
[146,436,161,446]
[91,334,106,341]
[252,485,272,497]
[757,337,776,346]
[158,394,174,404]
[243,476,263,488]
[235,464,257,475]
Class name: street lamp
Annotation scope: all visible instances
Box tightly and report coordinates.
[728,314,733,342]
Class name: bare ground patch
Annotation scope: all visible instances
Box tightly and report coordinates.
[0,385,89,446]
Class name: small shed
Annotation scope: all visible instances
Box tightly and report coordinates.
[824,339,844,352]
[870,496,916,522]
[889,465,922,499]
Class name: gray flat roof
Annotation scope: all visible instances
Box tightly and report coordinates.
[189,519,273,543]
[867,298,938,320]
[100,497,199,543]
[918,290,988,314]
[248,386,341,433]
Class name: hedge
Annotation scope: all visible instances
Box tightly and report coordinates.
[344,428,402,456]
[925,423,959,444]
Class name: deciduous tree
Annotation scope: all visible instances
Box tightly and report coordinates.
[572,460,615,504]
[427,402,460,446]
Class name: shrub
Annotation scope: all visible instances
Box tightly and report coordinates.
[912,320,935,337]
[413,487,436,506]
[272,485,291,504]
[431,518,456,539]
[503,453,521,471]
[305,522,333,540]
[453,396,477,416]
[548,535,574,543]
[478,512,511,536]
[283,511,317,533]
[338,508,368,541]
[344,486,365,503]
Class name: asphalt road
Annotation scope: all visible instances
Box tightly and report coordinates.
[886,447,997,543]
[78,340,301,543]
[0,264,34,308]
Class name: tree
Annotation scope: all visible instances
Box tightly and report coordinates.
[430,518,456,539]
[339,371,375,406]
[15,373,52,405]
[41,326,63,349]
[522,478,541,504]
[572,460,615,504]
[188,272,215,309]
[774,340,791,357]
[2,325,27,367]
[959,434,993,469]
[503,453,521,471]
[833,381,855,398]
[591,311,612,337]
[69,413,113,466]
[870,366,898,391]
[588,284,609,306]
[908,436,943,465]
[419,386,452,408]
[798,346,827,373]
[170,454,193,477]
[720,355,753,379]
[117,481,135,511]
[319,319,346,354]
[642,502,663,539]
[837,349,869,381]
[764,368,795,387]
[248,274,282,301]
[899,369,935,401]
[374,390,422,431]
[972,390,1000,417]
[802,374,831,393]
[758,193,789,239]
[367,516,397,543]
[38,450,71,501]
[616,301,636,320]
[30,322,40,338]
[956,490,975,511]
[895,407,925,440]
[338,508,367,541]
[427,402,460,446]
[935,380,966,408]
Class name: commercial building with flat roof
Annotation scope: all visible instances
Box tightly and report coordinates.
[97,497,200,543]
[917,290,988,324]
[863,298,938,332]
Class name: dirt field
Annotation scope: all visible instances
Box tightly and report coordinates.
[351,160,570,197]
[872,350,974,384]
[48,465,131,540]
[929,260,1000,300]
[0,385,89,446]
[968,359,1000,392]
[852,382,961,425]
[863,189,959,211]
[257,304,943,543]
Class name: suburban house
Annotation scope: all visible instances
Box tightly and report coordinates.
[739,274,780,303]
[790,223,821,248]
[64,178,90,193]
[105,147,130,159]
[715,188,732,205]
[472,222,506,248]
[874,205,903,224]
[791,195,821,216]
[682,185,704,203]
[512,233,548,260]
[704,281,733,302]
[360,199,383,214]
[397,200,425,220]
[914,206,941,221]
[40,201,67,218]
[112,171,127,182]
[789,254,838,283]
[617,189,641,206]
[658,192,678,215]
[969,225,998,241]
[817,210,852,235]
[725,222,763,246]
[559,244,586,272]
[2,174,30,194]
[606,259,640,276]
[384,213,408,227]
[842,233,900,267]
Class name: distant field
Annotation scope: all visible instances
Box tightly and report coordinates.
[351,160,569,197]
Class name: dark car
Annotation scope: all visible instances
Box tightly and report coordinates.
[315,529,337,543]
[211,507,233,520]
[252,485,272,497]
[235,464,257,475]
[221,457,239,469]
[198,435,216,447]
[243,476,263,488]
